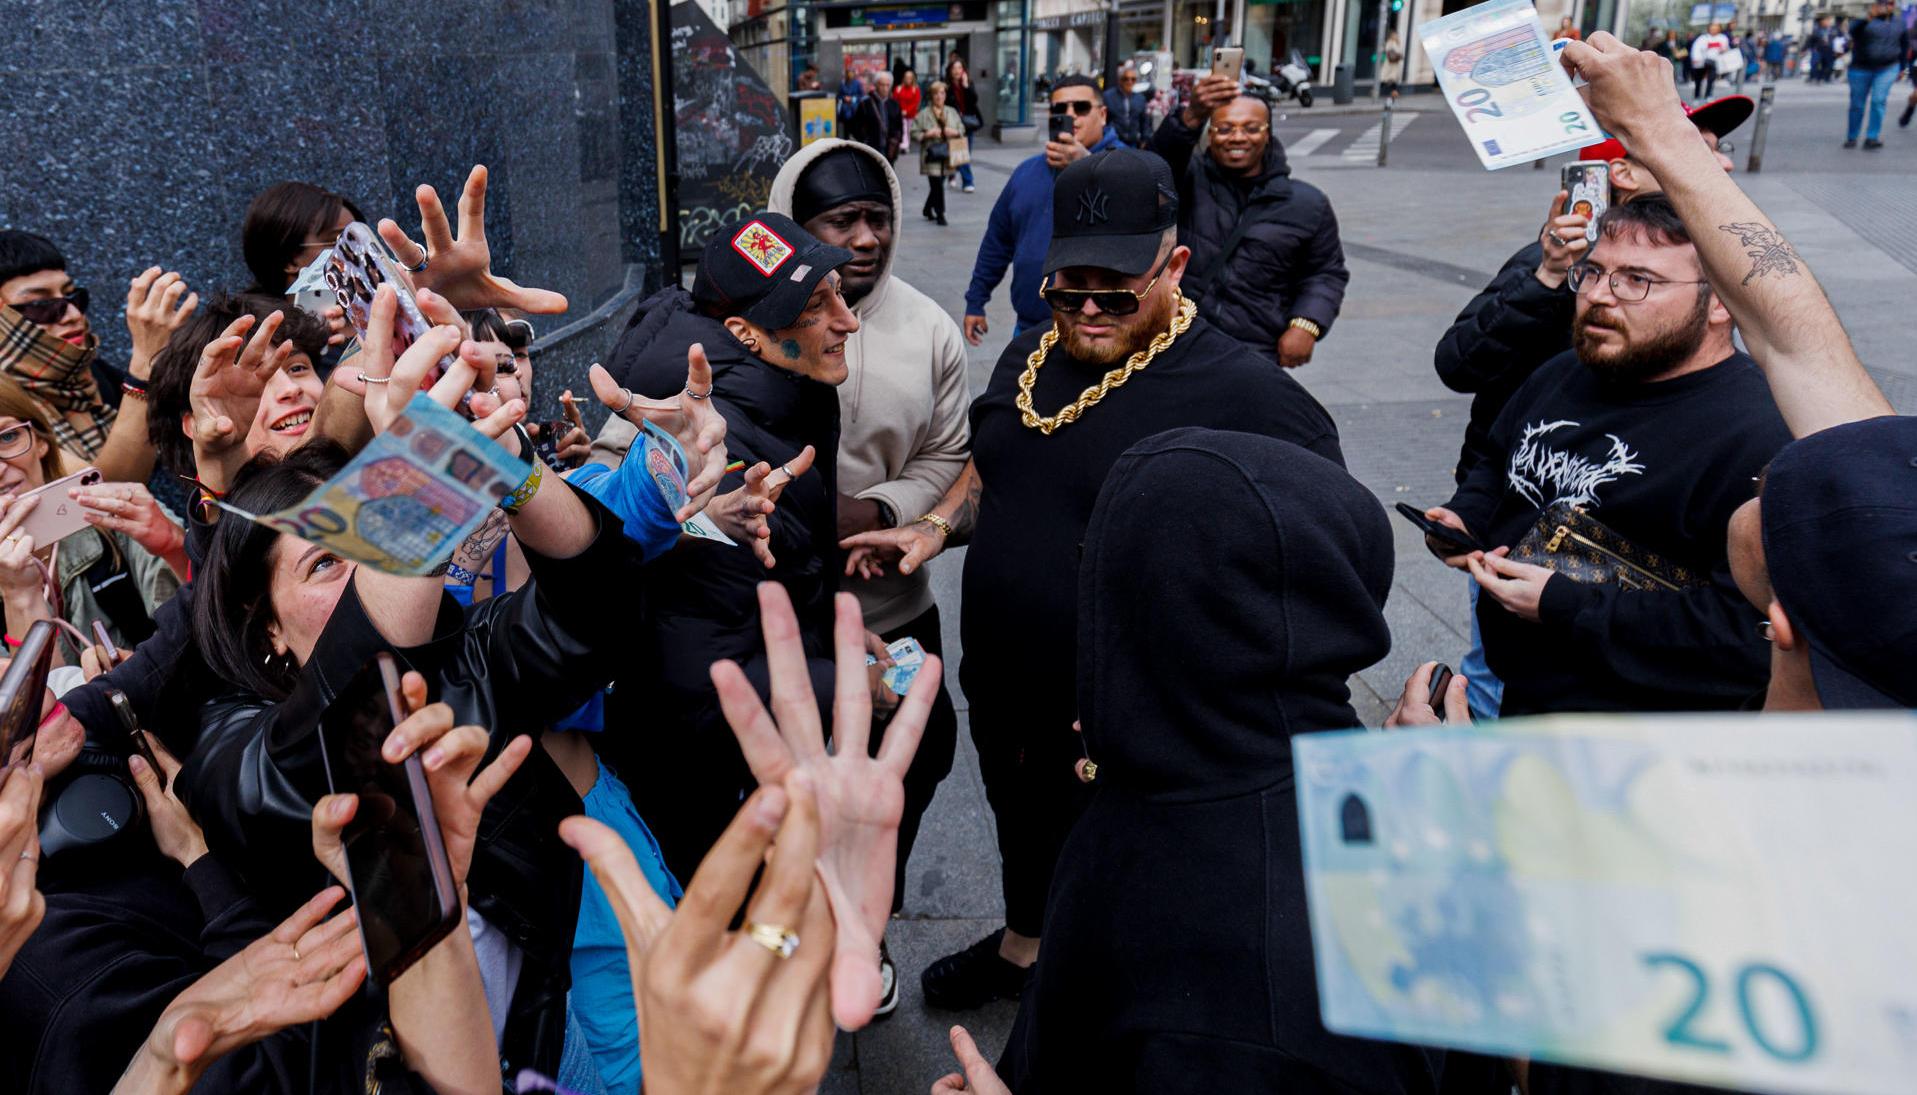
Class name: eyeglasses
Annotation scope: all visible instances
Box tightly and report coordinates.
[10,288,88,326]
[1051,99,1097,117]
[1040,258,1169,316]
[1212,122,1269,138]
[0,423,38,460]
[1567,264,1709,303]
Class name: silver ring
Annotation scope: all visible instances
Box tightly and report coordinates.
[1547,230,1566,247]
[781,463,796,478]
[686,385,712,401]
[614,388,637,413]
[358,371,392,385]
[406,255,429,273]
[19,850,31,860]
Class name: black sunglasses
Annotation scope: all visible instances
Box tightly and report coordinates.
[1039,257,1169,316]
[11,287,88,326]
[1050,99,1097,117]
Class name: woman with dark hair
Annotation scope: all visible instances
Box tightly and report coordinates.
[241,182,364,297]
[174,286,727,1083]
[944,55,981,192]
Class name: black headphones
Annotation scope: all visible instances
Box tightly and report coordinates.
[38,689,147,859]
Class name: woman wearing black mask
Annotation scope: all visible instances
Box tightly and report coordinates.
[991,427,1445,1094]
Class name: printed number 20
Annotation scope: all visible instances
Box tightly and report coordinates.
[1643,953,1819,1063]
[1456,87,1503,122]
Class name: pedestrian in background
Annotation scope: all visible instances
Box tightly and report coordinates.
[945,55,982,192]
[913,81,966,226]
[1764,33,1787,80]
[1103,63,1154,147]
[852,71,904,163]
[1842,0,1911,149]
[1690,22,1729,100]
[896,67,922,152]
[1382,30,1405,99]
[1553,16,1580,41]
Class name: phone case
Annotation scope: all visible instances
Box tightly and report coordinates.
[0,621,57,774]
[1213,47,1245,80]
[16,467,102,549]
[324,223,459,391]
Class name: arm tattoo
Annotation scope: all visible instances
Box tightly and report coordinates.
[950,467,983,538]
[1719,222,1803,285]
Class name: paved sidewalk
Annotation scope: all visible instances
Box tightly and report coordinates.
[827,77,1917,1092]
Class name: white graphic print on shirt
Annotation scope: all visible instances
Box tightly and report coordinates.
[1506,419,1645,509]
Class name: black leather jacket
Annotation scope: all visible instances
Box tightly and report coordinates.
[176,488,647,1080]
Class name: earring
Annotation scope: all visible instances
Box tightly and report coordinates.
[743,336,760,352]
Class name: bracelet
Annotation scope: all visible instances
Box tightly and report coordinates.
[501,459,543,514]
[120,378,149,400]
[1288,317,1324,339]
[1,635,18,649]
[914,512,953,538]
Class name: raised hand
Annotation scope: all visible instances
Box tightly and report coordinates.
[587,344,729,522]
[707,445,816,568]
[357,285,520,443]
[0,764,45,981]
[73,482,185,561]
[376,165,569,316]
[560,775,837,1095]
[1558,34,1691,152]
[125,268,198,376]
[712,584,941,1029]
[1535,191,1592,288]
[118,887,365,1094]
[189,311,293,461]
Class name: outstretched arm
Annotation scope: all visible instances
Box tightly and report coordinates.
[1561,34,1892,436]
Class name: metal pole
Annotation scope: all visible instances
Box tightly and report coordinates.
[1378,97,1393,166]
[1373,0,1392,97]
[1746,82,1775,172]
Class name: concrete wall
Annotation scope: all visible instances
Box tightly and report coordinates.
[0,0,669,432]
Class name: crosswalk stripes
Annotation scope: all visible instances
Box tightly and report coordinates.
[1284,128,1341,158]
[1340,112,1418,161]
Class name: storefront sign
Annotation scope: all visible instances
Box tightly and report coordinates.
[798,95,837,145]
[855,5,954,28]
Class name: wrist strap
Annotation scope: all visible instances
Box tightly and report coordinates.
[502,460,544,514]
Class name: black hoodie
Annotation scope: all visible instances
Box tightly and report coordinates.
[1151,111,1350,351]
[1001,427,1443,1094]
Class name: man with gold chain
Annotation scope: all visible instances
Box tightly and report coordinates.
[842,148,1345,1010]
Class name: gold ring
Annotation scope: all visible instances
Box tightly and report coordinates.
[743,921,799,959]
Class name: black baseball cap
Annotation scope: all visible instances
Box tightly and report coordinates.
[691,212,852,331]
[1760,416,1917,709]
[1043,148,1180,278]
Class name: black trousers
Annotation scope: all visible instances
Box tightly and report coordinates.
[965,682,1094,938]
[1692,65,1716,98]
[922,172,946,220]
[872,604,960,913]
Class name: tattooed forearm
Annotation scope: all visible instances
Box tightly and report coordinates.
[1719,222,1803,285]
[451,507,511,569]
[949,463,983,540]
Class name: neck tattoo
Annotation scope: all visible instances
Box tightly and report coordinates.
[781,338,802,361]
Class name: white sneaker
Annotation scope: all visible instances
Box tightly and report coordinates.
[874,941,900,1018]
[963,184,976,192]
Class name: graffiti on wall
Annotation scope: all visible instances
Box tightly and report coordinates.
[670,2,793,252]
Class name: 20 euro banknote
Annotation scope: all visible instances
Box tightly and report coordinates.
[1294,714,1917,1094]
[1418,0,1602,168]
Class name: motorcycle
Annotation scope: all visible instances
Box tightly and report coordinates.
[1258,49,1315,109]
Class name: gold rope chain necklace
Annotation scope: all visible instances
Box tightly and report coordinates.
[1015,294,1197,436]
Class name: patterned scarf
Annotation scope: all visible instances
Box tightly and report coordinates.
[0,304,114,458]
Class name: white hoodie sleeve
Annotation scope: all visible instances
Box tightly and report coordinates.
[857,314,972,524]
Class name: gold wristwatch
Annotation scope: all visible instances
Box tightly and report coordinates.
[914,513,954,538]
[1288,317,1323,338]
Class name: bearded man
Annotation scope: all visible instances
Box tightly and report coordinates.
[1424,195,1791,718]
[842,148,1343,1009]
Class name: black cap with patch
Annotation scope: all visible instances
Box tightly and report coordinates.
[1043,148,1180,278]
[691,212,853,331]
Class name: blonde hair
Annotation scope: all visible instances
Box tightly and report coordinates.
[0,377,61,481]
[928,80,950,100]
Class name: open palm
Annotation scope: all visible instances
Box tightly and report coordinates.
[712,584,940,1030]
[189,311,292,455]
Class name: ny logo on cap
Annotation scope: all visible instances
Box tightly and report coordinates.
[1076,187,1110,226]
[732,221,794,277]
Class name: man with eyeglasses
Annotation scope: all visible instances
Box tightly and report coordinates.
[1420,195,1790,719]
[0,231,195,491]
[1151,73,1348,371]
[848,148,1343,1009]
[1432,94,1747,720]
[961,74,1123,346]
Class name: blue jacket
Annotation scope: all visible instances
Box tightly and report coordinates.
[965,125,1124,329]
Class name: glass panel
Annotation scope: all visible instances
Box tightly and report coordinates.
[1245,0,1325,71]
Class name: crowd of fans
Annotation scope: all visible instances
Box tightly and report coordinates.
[0,31,1905,1095]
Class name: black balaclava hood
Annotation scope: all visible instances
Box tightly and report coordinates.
[1076,427,1392,800]
[791,147,894,225]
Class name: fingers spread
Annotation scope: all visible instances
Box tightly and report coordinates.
[757,583,826,760]
[560,814,676,955]
[668,784,790,956]
[878,652,939,776]
[831,593,874,759]
[712,658,796,785]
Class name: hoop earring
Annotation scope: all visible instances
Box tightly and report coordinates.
[743,336,760,353]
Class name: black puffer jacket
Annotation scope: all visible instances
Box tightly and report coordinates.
[1849,13,1912,67]
[1151,112,1349,353]
[177,490,644,1081]
[1433,240,1574,484]
[599,287,840,875]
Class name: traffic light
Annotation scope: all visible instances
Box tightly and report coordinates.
[1390,0,1403,9]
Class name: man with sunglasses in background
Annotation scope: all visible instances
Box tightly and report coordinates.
[848,148,1343,1010]
[0,230,194,485]
[1152,74,1349,371]
[961,75,1123,346]
[1422,196,1790,720]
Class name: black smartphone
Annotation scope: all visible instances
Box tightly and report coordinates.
[1394,502,1484,555]
[318,653,461,985]
[1050,108,1075,144]
[108,689,162,791]
[0,621,57,775]
[1427,663,1455,707]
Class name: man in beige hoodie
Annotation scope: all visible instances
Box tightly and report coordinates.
[769,139,971,1018]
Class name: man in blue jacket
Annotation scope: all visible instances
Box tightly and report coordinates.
[961,75,1122,345]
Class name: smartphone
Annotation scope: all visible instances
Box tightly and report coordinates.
[1561,161,1610,244]
[1050,107,1076,144]
[318,653,461,985]
[1427,664,1455,707]
[1394,502,1484,556]
[324,223,462,399]
[15,467,103,549]
[108,688,161,790]
[0,621,57,774]
[1212,45,1246,82]
[90,620,120,666]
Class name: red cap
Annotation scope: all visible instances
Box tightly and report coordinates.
[1577,94,1755,162]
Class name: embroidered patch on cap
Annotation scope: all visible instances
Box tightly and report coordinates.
[732,221,795,277]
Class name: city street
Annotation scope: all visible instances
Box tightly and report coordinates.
[825,75,1917,1091]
